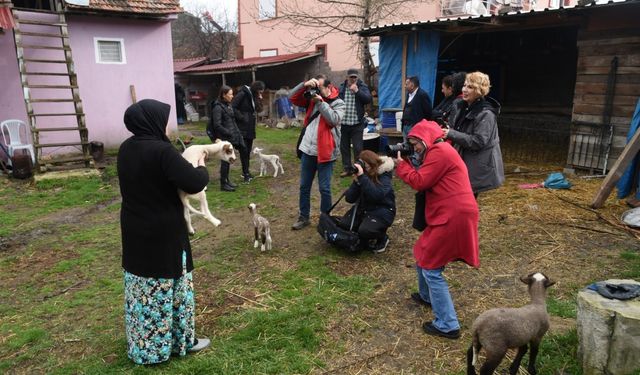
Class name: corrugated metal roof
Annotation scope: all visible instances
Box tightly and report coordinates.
[358,0,637,36]
[173,57,208,72]
[65,0,182,16]
[176,52,322,75]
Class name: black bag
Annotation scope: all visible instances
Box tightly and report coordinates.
[413,191,427,231]
[317,191,361,252]
[296,107,321,159]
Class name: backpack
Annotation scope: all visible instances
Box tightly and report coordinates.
[317,191,361,252]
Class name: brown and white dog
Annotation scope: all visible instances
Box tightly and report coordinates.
[180,140,236,234]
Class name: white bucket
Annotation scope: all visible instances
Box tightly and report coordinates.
[395,111,403,132]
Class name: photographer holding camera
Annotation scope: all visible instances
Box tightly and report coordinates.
[395,120,479,340]
[290,75,345,230]
[343,150,396,253]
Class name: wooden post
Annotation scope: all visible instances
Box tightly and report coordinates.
[252,69,256,82]
[129,85,136,103]
[222,73,226,86]
[591,129,640,208]
[401,34,408,108]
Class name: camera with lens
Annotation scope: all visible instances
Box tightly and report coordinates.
[348,159,366,174]
[303,87,321,99]
[434,116,449,129]
[385,141,413,157]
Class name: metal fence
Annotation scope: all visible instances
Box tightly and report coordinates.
[566,121,611,172]
[498,114,570,165]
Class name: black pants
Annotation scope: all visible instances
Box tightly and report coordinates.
[240,138,253,176]
[340,122,365,171]
[220,160,230,185]
[356,214,390,242]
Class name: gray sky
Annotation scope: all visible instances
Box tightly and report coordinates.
[180,0,237,23]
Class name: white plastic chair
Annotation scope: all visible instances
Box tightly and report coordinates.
[1,119,36,166]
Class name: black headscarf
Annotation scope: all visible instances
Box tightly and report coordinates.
[124,99,171,142]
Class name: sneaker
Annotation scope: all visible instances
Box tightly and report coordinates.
[339,170,352,178]
[422,322,460,339]
[188,337,211,352]
[411,292,431,307]
[291,216,310,230]
[226,180,237,188]
[371,236,389,253]
[243,173,254,183]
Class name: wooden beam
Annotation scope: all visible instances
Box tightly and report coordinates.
[592,128,640,208]
[401,34,408,109]
[129,85,136,103]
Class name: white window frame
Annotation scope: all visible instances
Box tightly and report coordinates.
[259,49,278,57]
[258,0,276,20]
[94,37,126,64]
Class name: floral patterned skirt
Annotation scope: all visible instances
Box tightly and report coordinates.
[124,252,195,365]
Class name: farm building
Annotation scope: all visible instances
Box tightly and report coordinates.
[0,0,181,170]
[359,0,640,171]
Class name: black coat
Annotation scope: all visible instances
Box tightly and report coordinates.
[232,86,257,139]
[447,97,505,193]
[432,95,455,124]
[345,157,396,225]
[403,87,433,127]
[338,79,372,123]
[118,99,209,279]
[208,100,244,147]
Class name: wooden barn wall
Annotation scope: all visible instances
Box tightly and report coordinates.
[570,5,640,170]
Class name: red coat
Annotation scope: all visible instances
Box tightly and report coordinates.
[396,120,480,270]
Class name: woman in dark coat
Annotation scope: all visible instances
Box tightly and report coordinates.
[207,85,245,192]
[232,80,265,182]
[118,99,211,364]
[431,75,455,125]
[396,120,479,340]
[444,71,505,195]
[344,150,396,253]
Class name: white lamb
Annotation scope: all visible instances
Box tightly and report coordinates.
[252,147,284,178]
[248,202,272,251]
[180,140,236,234]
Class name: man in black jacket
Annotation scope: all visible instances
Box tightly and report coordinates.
[401,76,433,140]
[338,68,372,177]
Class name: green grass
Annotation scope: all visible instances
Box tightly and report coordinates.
[536,329,582,375]
[620,251,640,279]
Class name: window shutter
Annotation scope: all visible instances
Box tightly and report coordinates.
[98,40,122,63]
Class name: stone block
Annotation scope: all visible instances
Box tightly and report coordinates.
[577,279,640,375]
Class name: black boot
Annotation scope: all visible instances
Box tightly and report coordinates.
[221,182,236,192]
[226,179,237,188]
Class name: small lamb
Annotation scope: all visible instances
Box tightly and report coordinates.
[467,272,555,375]
[252,147,284,178]
[248,203,272,251]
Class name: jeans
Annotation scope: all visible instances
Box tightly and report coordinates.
[416,265,460,332]
[402,124,413,142]
[299,152,334,219]
[340,121,365,171]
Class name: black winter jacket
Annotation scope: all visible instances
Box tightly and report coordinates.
[402,87,433,127]
[338,79,372,124]
[345,156,396,225]
[118,100,209,278]
[232,86,257,139]
[208,100,244,147]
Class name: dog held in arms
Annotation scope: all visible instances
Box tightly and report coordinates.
[180,140,236,234]
[248,203,272,251]
[252,147,284,177]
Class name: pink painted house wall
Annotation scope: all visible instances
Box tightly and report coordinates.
[238,0,439,72]
[0,11,177,157]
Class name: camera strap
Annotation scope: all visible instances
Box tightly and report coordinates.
[328,190,360,231]
[305,106,322,126]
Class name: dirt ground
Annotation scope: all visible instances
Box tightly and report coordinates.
[3,127,640,374]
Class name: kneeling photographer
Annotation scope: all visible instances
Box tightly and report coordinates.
[344,150,396,253]
[395,120,479,340]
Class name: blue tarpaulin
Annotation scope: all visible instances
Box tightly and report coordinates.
[616,99,640,199]
[378,31,440,111]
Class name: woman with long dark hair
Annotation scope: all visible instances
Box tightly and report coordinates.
[207,85,245,191]
[344,150,396,253]
[232,80,265,182]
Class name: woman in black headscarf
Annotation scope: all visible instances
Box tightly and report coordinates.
[117,99,210,364]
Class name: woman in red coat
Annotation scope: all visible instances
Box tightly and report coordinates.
[396,120,479,339]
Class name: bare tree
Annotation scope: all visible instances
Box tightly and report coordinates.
[270,0,432,88]
[172,7,237,60]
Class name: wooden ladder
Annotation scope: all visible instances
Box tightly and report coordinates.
[11,0,92,171]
